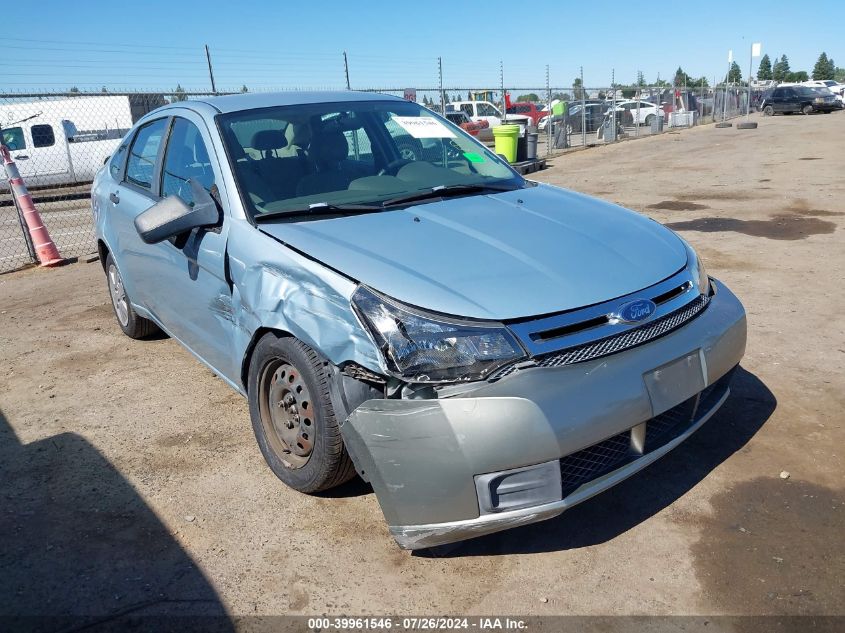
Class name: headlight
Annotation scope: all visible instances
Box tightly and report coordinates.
[352,286,526,383]
[683,241,709,294]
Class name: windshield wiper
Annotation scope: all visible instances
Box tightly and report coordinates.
[254,201,384,222]
[380,183,521,208]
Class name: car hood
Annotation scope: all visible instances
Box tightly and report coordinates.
[259,184,687,320]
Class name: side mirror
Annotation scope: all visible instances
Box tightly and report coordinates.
[134,179,220,244]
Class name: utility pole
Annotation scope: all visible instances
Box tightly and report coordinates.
[438,56,445,115]
[580,66,586,147]
[343,51,351,90]
[205,44,216,93]
[546,64,551,154]
[500,60,505,122]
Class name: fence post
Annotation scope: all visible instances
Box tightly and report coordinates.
[1,145,64,267]
[12,194,37,263]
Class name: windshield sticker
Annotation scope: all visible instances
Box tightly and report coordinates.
[463,152,486,163]
[391,116,455,139]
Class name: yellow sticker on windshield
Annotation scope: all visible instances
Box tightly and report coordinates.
[463,152,486,163]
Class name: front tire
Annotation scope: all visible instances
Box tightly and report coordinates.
[802,105,813,115]
[104,253,158,339]
[248,333,356,493]
[762,105,774,116]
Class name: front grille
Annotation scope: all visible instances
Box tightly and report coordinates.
[494,294,709,380]
[558,367,735,498]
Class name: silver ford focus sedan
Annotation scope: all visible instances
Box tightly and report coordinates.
[92,91,746,549]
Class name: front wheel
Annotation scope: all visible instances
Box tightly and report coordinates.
[248,333,356,493]
[802,105,813,115]
[762,105,774,116]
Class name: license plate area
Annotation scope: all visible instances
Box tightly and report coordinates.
[643,350,705,416]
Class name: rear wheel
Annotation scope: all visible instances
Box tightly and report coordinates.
[248,333,356,493]
[645,114,655,126]
[104,253,158,339]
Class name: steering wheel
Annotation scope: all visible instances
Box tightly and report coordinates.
[378,158,414,176]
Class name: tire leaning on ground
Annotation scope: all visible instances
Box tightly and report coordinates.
[737,121,758,129]
[763,105,774,116]
[247,333,356,493]
[715,122,733,128]
[104,253,158,339]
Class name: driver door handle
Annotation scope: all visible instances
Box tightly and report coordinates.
[109,192,120,204]
[13,154,29,160]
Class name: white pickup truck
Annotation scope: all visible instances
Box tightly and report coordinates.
[0,95,163,189]
[446,100,532,141]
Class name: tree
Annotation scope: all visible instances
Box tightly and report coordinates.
[673,66,693,86]
[241,84,249,93]
[757,54,773,81]
[173,84,187,102]
[787,70,808,82]
[69,86,80,93]
[101,86,108,93]
[636,71,646,87]
[773,55,791,82]
[467,91,472,100]
[727,61,742,84]
[695,76,709,88]
[836,67,845,83]
[572,77,584,100]
[621,86,636,98]
[516,93,540,102]
[812,52,835,80]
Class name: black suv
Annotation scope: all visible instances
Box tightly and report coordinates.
[759,86,839,115]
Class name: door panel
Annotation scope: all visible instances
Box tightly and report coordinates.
[140,113,236,379]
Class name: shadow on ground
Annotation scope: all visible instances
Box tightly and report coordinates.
[423,366,776,558]
[0,410,233,632]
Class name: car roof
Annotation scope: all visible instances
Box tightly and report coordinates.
[183,90,405,114]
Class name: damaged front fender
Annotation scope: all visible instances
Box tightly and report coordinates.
[225,221,384,391]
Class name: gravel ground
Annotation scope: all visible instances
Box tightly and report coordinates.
[1,111,843,624]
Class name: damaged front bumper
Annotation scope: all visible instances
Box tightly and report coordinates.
[340,280,747,550]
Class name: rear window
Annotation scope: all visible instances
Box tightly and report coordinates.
[31,124,55,148]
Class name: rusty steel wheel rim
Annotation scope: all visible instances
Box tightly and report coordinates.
[258,359,314,469]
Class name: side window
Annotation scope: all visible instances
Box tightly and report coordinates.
[161,118,214,206]
[109,141,129,179]
[125,118,168,191]
[1,127,26,151]
[460,104,473,116]
[31,124,55,148]
[343,127,373,163]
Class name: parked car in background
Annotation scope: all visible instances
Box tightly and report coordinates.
[92,91,746,550]
[447,100,531,140]
[760,85,839,115]
[506,102,546,126]
[607,100,665,126]
[561,102,606,134]
[444,110,488,136]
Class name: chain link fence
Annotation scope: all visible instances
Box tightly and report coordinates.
[0,85,762,274]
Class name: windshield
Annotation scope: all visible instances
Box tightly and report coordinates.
[219,99,522,218]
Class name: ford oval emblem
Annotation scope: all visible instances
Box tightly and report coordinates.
[614,299,657,324]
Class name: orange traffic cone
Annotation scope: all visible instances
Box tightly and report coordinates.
[1,145,64,267]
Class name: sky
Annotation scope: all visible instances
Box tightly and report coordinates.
[1,0,842,94]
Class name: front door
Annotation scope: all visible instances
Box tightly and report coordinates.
[140,112,236,379]
[1,122,71,186]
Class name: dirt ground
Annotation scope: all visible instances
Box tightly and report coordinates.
[1,112,843,624]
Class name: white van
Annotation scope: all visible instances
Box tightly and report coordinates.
[0,95,162,189]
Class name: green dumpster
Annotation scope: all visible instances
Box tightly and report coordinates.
[492,124,520,163]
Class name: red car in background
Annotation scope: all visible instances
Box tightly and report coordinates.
[445,110,489,136]
[505,102,546,126]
